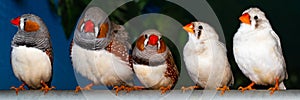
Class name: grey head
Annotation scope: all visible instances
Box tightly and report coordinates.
[73,6,112,50]
[11,14,51,52]
[132,29,169,66]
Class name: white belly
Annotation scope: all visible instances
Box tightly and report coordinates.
[133,63,171,89]
[234,40,285,85]
[11,46,52,89]
[183,41,232,88]
[71,44,133,86]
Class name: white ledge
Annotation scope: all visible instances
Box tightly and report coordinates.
[0,90,299,99]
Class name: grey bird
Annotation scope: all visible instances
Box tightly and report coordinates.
[70,6,137,95]
[10,14,54,95]
[132,29,179,94]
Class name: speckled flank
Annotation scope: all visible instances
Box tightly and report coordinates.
[164,51,179,86]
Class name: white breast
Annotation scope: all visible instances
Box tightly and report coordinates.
[183,40,232,88]
[133,63,171,89]
[11,46,52,89]
[233,30,286,85]
[71,44,133,86]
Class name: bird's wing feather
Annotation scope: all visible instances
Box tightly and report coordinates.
[164,50,179,85]
[270,30,288,79]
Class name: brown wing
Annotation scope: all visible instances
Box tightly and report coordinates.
[105,40,132,69]
[45,48,53,66]
[164,50,179,85]
[44,47,53,88]
[70,40,74,58]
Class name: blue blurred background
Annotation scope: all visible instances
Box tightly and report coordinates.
[1,0,300,90]
[0,0,77,90]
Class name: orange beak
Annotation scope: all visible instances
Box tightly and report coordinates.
[183,23,194,33]
[239,13,251,25]
[11,16,20,26]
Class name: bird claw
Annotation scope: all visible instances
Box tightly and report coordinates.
[159,85,172,95]
[238,82,255,93]
[40,80,55,94]
[113,85,126,96]
[268,77,280,95]
[238,86,255,93]
[75,83,94,93]
[216,86,230,95]
[75,86,82,93]
[10,84,26,95]
[268,87,279,95]
[181,86,200,93]
[40,86,55,94]
[124,86,144,93]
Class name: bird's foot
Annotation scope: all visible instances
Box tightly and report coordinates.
[181,85,200,93]
[268,78,279,95]
[40,80,55,94]
[10,83,26,95]
[124,86,144,93]
[113,85,128,96]
[216,85,230,95]
[268,87,279,95]
[75,83,94,93]
[238,82,255,93]
[159,85,172,95]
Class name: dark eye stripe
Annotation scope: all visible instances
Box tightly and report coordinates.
[197,30,201,39]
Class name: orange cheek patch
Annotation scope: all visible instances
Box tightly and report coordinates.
[77,19,84,31]
[157,40,166,53]
[136,36,145,51]
[24,20,40,32]
[97,23,109,38]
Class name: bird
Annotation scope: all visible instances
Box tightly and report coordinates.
[10,14,54,95]
[70,6,138,95]
[233,7,288,95]
[181,21,234,95]
[132,29,179,94]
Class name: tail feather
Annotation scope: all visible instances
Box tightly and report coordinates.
[279,82,286,90]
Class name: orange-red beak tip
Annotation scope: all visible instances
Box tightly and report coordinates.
[183,23,194,33]
[239,13,251,25]
[11,16,20,26]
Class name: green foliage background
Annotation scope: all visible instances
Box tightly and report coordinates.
[50,0,300,89]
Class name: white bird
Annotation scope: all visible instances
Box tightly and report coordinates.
[233,7,288,95]
[182,21,234,95]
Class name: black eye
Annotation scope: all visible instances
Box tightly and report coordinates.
[144,34,148,38]
[254,16,258,20]
[198,25,203,30]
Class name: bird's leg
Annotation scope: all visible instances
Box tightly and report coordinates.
[216,85,230,95]
[181,85,200,93]
[238,82,255,93]
[268,77,279,95]
[75,83,94,93]
[40,80,55,94]
[10,83,26,95]
[159,85,172,95]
